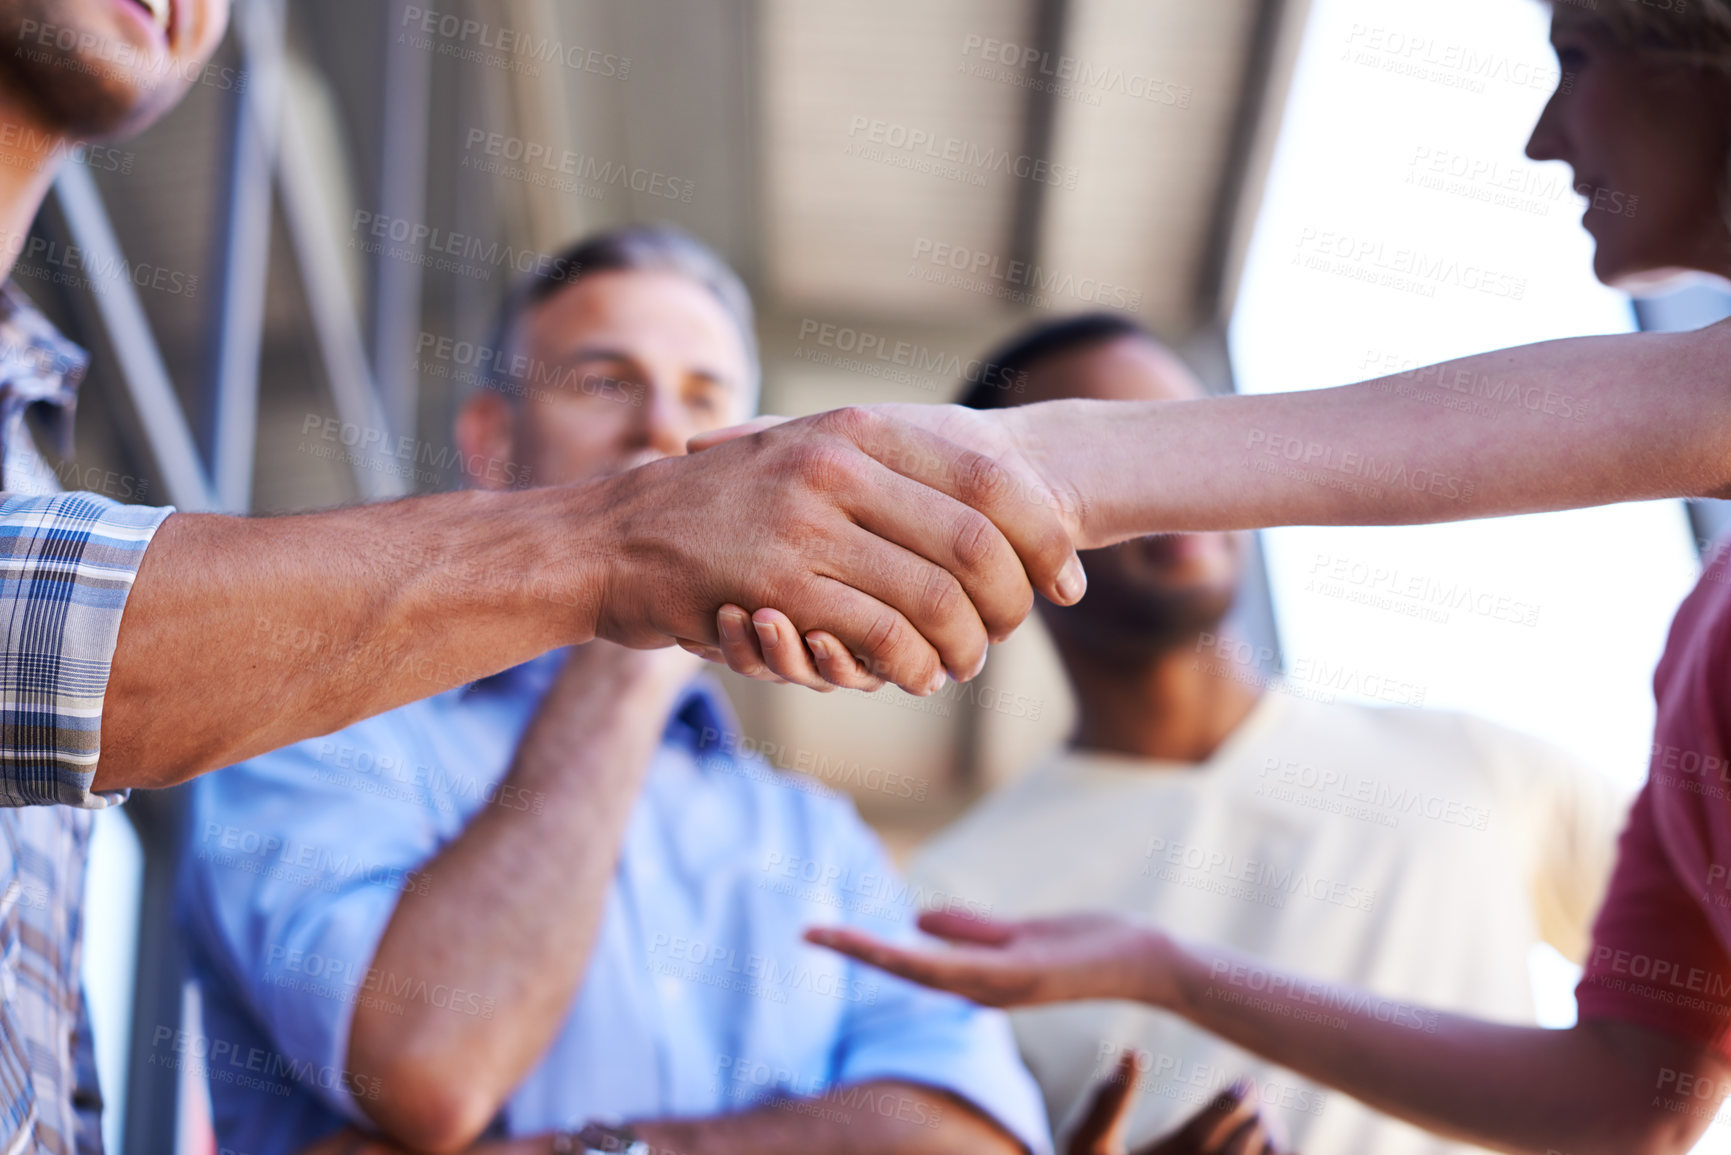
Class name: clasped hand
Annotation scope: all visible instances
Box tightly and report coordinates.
[622,402,1086,693]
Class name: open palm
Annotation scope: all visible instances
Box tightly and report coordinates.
[805,909,1165,1008]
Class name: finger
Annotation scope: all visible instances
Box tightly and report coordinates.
[831,407,1085,614]
[816,502,996,681]
[783,570,956,695]
[841,462,1026,657]
[675,637,728,665]
[1069,1053,1141,1155]
[714,605,790,684]
[804,629,886,691]
[688,415,789,453]
[716,606,884,693]
[747,608,835,692]
[1172,1081,1257,1152]
[1216,1116,1273,1155]
[804,926,980,993]
[916,908,1019,946]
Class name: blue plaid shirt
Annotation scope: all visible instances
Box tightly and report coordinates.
[0,284,173,1153]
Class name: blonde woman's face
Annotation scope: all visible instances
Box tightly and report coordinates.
[1526,12,1731,289]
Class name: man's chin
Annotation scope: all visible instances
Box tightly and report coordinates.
[0,54,177,140]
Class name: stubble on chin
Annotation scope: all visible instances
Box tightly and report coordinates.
[0,1,175,140]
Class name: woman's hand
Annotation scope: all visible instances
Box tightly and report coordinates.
[804,909,1176,1008]
[686,402,1096,689]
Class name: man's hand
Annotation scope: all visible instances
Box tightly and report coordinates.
[597,405,1084,696]
[1069,1054,1291,1155]
[684,403,1098,689]
[804,909,1172,1007]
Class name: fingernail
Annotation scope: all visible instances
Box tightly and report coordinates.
[925,671,948,697]
[805,633,832,662]
[1056,555,1087,603]
[719,608,750,645]
[753,618,780,651]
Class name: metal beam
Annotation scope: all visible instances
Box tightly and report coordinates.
[203,0,289,512]
[118,786,192,1155]
[53,166,218,512]
[274,84,408,501]
[1195,0,1311,325]
[1006,0,1067,286]
[371,0,434,443]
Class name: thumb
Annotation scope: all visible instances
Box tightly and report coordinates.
[916,909,1019,946]
[687,415,789,453]
[1068,1052,1141,1155]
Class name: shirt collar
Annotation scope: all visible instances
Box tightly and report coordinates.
[469,650,741,761]
[0,283,86,487]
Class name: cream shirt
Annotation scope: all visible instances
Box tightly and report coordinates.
[912,689,1630,1155]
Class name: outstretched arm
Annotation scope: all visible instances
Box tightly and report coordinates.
[915,320,1731,549]
[697,322,1731,682]
[94,407,1082,789]
[808,913,1730,1155]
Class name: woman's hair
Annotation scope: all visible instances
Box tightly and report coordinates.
[1552,0,1731,65]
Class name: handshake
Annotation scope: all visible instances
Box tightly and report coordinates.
[587,399,1104,696]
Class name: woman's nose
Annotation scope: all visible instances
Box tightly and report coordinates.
[1525,91,1567,163]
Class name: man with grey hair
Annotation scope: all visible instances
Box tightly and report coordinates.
[178,225,1054,1155]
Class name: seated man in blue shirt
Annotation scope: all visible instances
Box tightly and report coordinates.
[176,224,1050,1155]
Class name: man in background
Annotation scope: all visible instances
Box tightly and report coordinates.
[179,226,1052,1155]
[909,313,1630,1154]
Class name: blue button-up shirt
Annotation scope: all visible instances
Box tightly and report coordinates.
[178,654,1052,1155]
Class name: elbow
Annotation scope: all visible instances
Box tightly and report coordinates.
[1628,1128,1707,1155]
[1571,1117,1701,1155]
[351,1044,502,1154]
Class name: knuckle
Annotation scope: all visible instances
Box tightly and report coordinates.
[950,508,1004,575]
[953,450,1014,511]
[816,404,874,443]
[917,566,967,628]
[791,441,861,494]
[859,611,906,665]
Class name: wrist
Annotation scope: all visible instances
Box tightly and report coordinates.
[1000,402,1095,550]
[1123,924,1190,1010]
[484,483,611,645]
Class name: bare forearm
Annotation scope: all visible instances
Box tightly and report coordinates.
[633,1083,1021,1155]
[1151,938,1723,1155]
[98,485,606,790]
[350,652,684,1151]
[1029,323,1731,548]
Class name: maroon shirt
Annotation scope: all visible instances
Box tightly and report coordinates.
[1577,543,1731,1054]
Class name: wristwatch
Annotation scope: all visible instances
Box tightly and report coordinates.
[553,1121,649,1155]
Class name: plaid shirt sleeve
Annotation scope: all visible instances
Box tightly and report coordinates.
[0,491,172,808]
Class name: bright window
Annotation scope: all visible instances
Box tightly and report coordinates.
[1227,0,1706,1127]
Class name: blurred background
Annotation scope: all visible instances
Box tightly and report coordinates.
[28,0,1731,1149]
